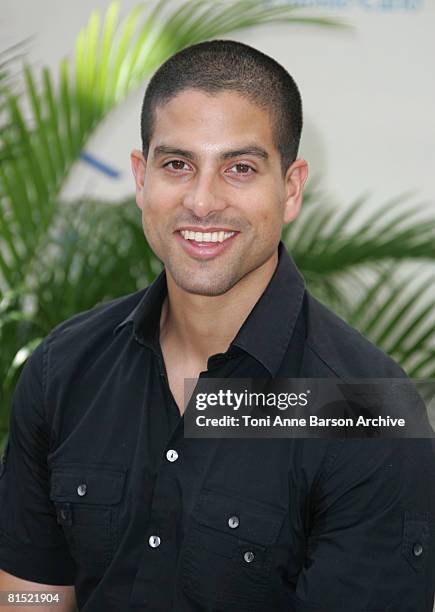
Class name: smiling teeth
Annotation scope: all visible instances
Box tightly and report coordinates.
[180,230,235,243]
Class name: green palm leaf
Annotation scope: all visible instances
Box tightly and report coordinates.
[0,41,30,162]
[290,194,435,278]
[345,270,435,378]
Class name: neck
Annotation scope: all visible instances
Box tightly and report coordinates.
[160,252,278,367]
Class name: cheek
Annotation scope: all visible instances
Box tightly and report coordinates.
[142,175,180,215]
[140,185,175,246]
[255,198,284,232]
[141,184,168,224]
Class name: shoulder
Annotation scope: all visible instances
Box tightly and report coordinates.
[15,288,149,429]
[303,291,408,380]
[48,288,147,343]
[24,288,148,393]
[17,287,145,371]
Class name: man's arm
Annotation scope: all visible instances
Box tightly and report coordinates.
[295,437,435,612]
[0,341,76,591]
[0,570,76,612]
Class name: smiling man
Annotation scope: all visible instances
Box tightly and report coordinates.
[0,40,434,612]
[131,80,306,412]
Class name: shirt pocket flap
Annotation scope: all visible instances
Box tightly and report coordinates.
[50,464,126,505]
[194,488,285,547]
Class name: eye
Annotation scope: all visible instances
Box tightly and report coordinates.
[227,163,255,176]
[163,160,191,172]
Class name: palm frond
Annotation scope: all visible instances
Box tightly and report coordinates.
[0,41,30,162]
[344,270,435,378]
[291,193,435,276]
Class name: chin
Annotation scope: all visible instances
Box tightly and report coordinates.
[170,268,239,297]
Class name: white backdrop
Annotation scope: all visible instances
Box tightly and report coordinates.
[2,0,434,216]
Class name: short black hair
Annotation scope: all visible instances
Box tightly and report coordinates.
[140,40,303,176]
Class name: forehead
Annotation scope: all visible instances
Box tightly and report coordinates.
[151,89,277,153]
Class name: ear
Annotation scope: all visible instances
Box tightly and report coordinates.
[130,149,147,210]
[282,158,309,224]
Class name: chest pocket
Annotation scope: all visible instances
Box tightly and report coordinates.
[49,464,126,572]
[182,488,285,611]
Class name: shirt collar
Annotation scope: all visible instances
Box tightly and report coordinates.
[113,241,306,376]
[113,269,167,350]
[231,241,305,376]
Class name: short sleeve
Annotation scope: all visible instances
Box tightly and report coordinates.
[295,437,435,611]
[0,340,76,585]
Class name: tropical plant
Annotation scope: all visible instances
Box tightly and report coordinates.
[0,41,30,162]
[284,190,435,379]
[0,0,342,446]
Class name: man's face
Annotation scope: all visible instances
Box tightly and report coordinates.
[131,89,307,296]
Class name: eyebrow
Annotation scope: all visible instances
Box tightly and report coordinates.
[152,144,269,162]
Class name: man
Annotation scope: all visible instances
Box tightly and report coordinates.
[0,40,433,612]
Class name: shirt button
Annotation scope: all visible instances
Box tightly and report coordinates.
[166,449,179,462]
[243,551,255,563]
[77,483,87,497]
[149,535,161,548]
[228,515,240,529]
[413,543,423,557]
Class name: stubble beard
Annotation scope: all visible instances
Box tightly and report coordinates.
[166,255,242,297]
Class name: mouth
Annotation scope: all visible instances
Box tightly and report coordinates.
[175,228,239,260]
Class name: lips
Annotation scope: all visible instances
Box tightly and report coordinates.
[175,229,239,260]
[180,229,236,243]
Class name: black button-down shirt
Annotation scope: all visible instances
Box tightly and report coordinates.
[0,243,434,611]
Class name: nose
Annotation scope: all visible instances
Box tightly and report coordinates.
[182,170,227,218]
